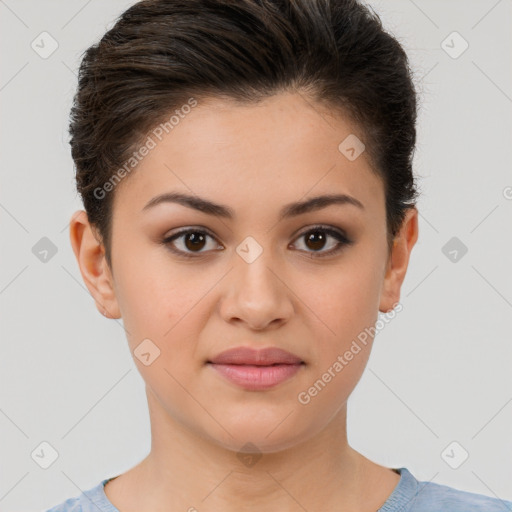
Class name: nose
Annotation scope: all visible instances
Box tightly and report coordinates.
[219,249,294,331]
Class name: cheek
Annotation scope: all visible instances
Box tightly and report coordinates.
[304,258,382,342]
[112,259,214,381]
[111,243,192,349]
[294,268,379,417]
[118,280,198,355]
[295,254,383,404]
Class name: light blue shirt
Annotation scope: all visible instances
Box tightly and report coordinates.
[44,467,512,511]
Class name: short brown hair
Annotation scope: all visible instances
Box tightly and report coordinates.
[69,0,420,269]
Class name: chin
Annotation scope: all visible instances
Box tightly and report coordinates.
[204,416,312,455]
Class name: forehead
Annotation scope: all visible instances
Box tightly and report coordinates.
[112,92,385,221]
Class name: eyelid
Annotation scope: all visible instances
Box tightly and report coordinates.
[293,224,348,240]
[163,225,218,241]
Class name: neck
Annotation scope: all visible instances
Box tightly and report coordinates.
[105,386,391,512]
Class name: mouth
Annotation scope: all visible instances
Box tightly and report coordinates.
[207,346,304,366]
[206,361,305,391]
[206,345,305,390]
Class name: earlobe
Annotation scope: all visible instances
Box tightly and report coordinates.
[378,207,419,313]
[69,210,121,319]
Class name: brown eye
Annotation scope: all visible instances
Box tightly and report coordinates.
[162,228,223,258]
[183,232,207,251]
[304,230,328,251]
[292,226,352,258]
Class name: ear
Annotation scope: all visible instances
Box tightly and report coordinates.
[379,207,419,313]
[69,210,121,319]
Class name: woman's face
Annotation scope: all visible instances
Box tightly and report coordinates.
[84,92,416,453]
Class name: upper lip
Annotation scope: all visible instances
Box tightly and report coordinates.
[208,346,303,365]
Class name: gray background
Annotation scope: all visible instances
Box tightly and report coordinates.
[1,0,511,510]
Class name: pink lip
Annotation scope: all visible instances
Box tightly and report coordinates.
[208,346,303,365]
[207,346,304,391]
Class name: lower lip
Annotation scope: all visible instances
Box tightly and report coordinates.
[208,363,303,390]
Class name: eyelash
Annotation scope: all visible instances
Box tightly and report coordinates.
[161,225,353,259]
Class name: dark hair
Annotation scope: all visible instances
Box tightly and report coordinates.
[70,0,420,269]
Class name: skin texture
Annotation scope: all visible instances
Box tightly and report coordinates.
[70,92,418,511]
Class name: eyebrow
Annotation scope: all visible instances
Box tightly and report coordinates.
[142,192,364,220]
